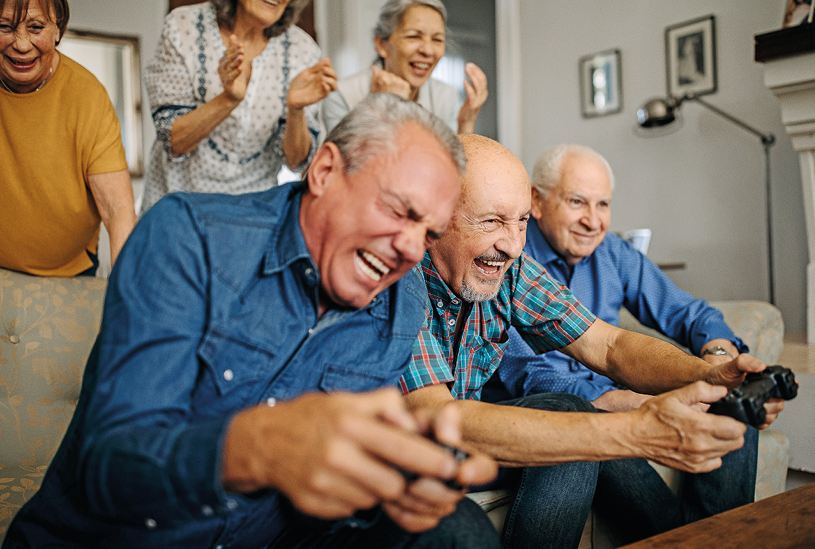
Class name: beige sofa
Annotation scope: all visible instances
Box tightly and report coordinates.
[0,266,791,546]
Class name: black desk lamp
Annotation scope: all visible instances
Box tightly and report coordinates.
[636,93,777,304]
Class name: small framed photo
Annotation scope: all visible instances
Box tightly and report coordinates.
[579,49,622,118]
[782,0,814,27]
[665,15,717,99]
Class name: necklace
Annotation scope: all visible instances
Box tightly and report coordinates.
[0,67,53,94]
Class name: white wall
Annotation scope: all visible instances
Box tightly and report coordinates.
[67,0,166,206]
[519,0,807,333]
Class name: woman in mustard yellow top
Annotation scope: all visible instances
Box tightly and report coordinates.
[0,0,137,277]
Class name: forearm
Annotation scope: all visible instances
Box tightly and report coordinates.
[603,329,712,393]
[405,385,639,468]
[170,93,241,157]
[456,113,476,135]
[106,207,138,266]
[564,320,712,395]
[455,399,640,467]
[281,106,312,169]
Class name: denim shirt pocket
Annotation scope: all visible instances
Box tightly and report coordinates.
[318,364,391,393]
[196,328,278,413]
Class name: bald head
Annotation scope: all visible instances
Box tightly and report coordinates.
[458,134,530,199]
[429,135,532,302]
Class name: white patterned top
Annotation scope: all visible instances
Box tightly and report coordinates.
[142,2,321,213]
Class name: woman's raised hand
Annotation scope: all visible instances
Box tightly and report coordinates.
[287,58,338,110]
[219,34,251,102]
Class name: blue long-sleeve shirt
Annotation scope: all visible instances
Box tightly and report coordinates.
[4,184,428,549]
[487,221,746,403]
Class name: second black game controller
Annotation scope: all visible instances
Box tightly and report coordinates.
[708,365,798,426]
[400,443,470,489]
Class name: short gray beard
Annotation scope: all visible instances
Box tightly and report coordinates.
[460,278,500,303]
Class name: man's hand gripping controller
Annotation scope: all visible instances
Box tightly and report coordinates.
[708,365,798,426]
[400,444,470,490]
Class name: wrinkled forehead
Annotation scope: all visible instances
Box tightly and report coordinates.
[461,156,530,216]
[558,154,613,198]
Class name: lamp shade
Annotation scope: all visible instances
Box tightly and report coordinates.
[636,98,676,127]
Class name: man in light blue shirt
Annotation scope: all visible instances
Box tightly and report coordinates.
[487,144,747,412]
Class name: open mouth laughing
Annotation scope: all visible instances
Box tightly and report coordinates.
[356,250,391,282]
[473,252,510,279]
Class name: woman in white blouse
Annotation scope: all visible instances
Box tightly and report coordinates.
[142,0,336,213]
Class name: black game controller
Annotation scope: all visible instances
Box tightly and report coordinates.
[708,365,798,426]
[400,443,470,489]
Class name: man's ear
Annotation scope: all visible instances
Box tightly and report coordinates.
[306,142,344,198]
[530,187,544,220]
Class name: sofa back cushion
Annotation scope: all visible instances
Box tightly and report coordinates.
[0,268,106,536]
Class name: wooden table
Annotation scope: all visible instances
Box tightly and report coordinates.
[619,482,815,548]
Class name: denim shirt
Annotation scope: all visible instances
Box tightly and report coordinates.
[4,185,427,549]
[488,221,746,403]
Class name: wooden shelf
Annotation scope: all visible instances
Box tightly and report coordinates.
[755,23,815,62]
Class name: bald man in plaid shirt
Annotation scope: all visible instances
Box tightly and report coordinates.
[400,135,784,549]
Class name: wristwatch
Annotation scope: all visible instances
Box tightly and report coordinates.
[702,345,734,359]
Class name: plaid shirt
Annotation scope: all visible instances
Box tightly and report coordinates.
[400,253,596,400]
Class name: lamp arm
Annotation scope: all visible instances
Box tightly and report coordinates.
[681,93,776,146]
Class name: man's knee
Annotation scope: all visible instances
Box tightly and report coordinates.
[501,392,597,413]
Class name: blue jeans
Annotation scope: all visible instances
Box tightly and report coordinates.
[269,497,500,549]
[479,393,758,549]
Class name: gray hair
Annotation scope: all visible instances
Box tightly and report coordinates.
[532,144,615,197]
[211,0,311,39]
[373,0,447,64]
[325,92,465,176]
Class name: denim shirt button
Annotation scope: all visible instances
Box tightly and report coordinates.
[201,505,214,516]
[216,546,223,549]
[223,369,234,381]
[308,328,314,335]
[447,318,455,326]
[451,298,459,305]
[226,499,238,510]
[349,521,360,528]
[305,268,313,276]
[266,397,277,407]
[436,300,444,309]
[145,518,157,529]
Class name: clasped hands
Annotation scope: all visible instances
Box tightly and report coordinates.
[222,388,497,533]
[369,62,489,134]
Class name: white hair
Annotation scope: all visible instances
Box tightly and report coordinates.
[532,144,615,197]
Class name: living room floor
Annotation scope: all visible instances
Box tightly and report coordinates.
[778,331,815,491]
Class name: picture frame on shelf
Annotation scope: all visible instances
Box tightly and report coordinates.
[665,15,717,99]
[782,0,813,27]
[579,48,622,118]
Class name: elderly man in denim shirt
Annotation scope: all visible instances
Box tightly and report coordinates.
[3,94,498,549]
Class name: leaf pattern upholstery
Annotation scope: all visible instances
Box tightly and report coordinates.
[0,268,106,539]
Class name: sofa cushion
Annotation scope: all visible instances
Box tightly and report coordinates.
[0,268,107,537]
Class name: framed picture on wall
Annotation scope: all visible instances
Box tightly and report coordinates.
[665,15,717,99]
[782,0,813,27]
[579,49,622,118]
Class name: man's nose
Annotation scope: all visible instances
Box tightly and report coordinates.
[393,224,426,265]
[581,206,602,230]
[497,224,525,259]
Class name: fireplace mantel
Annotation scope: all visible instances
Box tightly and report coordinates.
[757,24,815,343]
